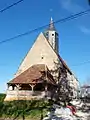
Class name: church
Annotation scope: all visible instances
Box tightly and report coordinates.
[4,18,79,101]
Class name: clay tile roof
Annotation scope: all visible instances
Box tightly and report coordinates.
[8,64,56,85]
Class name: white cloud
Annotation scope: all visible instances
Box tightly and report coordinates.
[60,0,84,13]
[79,26,90,35]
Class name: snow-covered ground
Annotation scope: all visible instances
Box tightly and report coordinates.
[43,100,90,120]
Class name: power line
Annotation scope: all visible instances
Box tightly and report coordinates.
[0,0,24,13]
[0,8,90,45]
[54,9,90,24]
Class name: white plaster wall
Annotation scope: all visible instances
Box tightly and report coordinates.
[66,72,79,98]
[15,33,60,77]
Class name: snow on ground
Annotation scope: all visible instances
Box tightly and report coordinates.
[43,99,90,120]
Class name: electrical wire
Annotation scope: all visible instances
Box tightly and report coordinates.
[0,8,90,45]
[0,0,24,13]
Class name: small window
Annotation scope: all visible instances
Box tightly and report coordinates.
[46,33,48,37]
[52,34,54,36]
[41,56,44,59]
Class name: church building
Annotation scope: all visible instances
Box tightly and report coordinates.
[4,18,79,101]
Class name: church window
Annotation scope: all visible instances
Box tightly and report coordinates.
[46,33,48,38]
[41,56,44,59]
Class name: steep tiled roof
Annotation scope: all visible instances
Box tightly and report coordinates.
[8,64,56,85]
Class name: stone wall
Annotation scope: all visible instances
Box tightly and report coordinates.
[4,90,52,101]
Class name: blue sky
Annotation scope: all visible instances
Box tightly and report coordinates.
[0,0,90,93]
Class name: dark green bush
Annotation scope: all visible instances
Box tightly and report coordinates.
[0,99,52,119]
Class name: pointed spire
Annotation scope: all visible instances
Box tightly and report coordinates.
[50,17,53,23]
[48,17,55,31]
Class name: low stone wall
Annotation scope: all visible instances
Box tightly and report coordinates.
[4,90,51,101]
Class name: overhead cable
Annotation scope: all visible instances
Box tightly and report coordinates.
[0,0,24,13]
[0,8,90,45]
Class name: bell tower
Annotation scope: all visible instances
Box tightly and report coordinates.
[44,18,59,53]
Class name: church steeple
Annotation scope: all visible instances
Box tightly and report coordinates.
[44,18,59,53]
[48,17,55,31]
